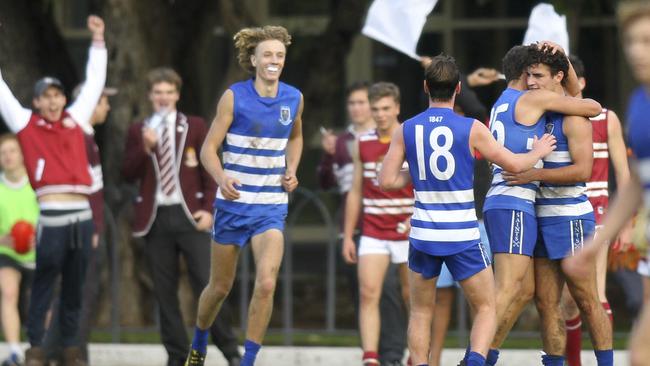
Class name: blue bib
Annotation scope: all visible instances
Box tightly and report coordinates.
[403,107,480,256]
[535,112,594,225]
[215,79,301,216]
[483,88,545,216]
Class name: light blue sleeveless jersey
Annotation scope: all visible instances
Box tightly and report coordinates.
[535,112,594,225]
[483,88,545,216]
[215,79,301,216]
[403,107,481,256]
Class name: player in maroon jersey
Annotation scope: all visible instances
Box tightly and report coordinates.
[560,55,632,366]
[342,82,414,366]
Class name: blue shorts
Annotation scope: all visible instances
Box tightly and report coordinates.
[212,210,286,247]
[484,209,537,257]
[534,219,596,260]
[408,242,491,282]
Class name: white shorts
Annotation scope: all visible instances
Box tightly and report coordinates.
[638,248,650,278]
[358,236,409,264]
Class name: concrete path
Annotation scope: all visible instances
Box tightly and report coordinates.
[0,344,629,365]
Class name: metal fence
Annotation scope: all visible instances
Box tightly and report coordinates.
[98,186,482,346]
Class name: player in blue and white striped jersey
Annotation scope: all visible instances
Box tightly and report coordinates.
[502,46,612,366]
[379,54,556,366]
[186,26,303,366]
[482,43,602,366]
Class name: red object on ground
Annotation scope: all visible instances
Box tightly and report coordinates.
[10,220,34,254]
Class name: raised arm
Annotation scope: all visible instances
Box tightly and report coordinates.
[0,70,32,133]
[378,125,410,190]
[200,90,237,199]
[563,52,581,97]
[470,120,555,173]
[282,94,304,193]
[67,15,107,133]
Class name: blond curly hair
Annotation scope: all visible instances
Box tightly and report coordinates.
[233,26,292,74]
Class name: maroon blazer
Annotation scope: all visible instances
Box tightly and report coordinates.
[122,112,216,237]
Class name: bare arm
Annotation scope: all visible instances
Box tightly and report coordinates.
[607,111,630,189]
[470,120,555,172]
[564,55,581,97]
[0,71,32,133]
[67,16,107,133]
[378,125,411,190]
[342,140,363,263]
[607,110,634,247]
[200,90,240,200]
[516,90,602,125]
[507,116,592,185]
[282,95,304,193]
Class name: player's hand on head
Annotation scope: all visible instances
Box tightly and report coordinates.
[342,237,357,264]
[532,133,557,157]
[218,176,241,201]
[87,15,105,36]
[282,171,298,193]
[537,40,565,55]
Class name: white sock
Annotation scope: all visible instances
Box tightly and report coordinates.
[8,343,22,358]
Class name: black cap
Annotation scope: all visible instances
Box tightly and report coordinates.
[33,77,65,98]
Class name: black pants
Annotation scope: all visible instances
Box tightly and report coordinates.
[43,236,105,363]
[145,205,239,366]
[27,209,93,347]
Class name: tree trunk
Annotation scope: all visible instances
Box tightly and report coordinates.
[0,1,78,125]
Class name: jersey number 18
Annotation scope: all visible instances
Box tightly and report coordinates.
[415,125,455,181]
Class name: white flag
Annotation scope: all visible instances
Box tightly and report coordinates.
[362,0,439,60]
[523,3,570,53]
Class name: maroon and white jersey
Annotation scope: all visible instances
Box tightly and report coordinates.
[587,109,609,224]
[358,130,414,241]
[17,112,92,197]
[318,125,356,193]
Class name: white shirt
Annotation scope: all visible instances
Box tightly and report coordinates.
[148,110,183,206]
[0,45,107,134]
